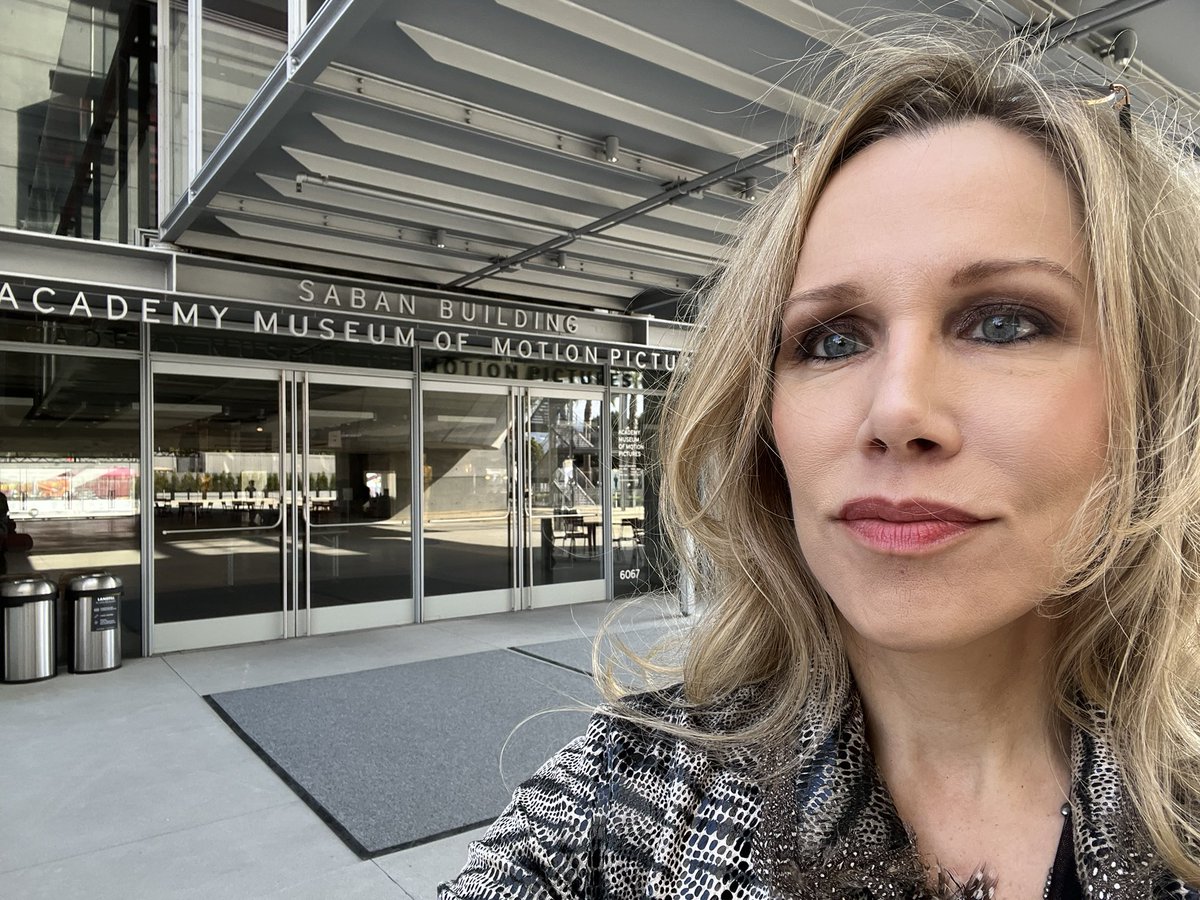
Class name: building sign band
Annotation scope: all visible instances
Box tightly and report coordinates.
[0,277,680,372]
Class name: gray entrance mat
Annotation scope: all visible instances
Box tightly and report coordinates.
[206,649,595,858]
[513,628,677,677]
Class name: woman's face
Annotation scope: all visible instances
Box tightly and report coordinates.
[771,120,1108,653]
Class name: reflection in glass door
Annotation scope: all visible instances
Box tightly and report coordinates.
[421,382,606,620]
[305,373,414,634]
[152,364,284,651]
[151,362,413,652]
[524,388,605,608]
[421,384,514,619]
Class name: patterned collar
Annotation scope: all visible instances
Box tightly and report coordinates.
[748,688,1184,899]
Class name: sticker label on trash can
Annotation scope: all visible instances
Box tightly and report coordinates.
[91,595,118,631]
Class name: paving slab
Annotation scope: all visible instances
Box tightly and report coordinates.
[164,622,486,695]
[0,801,355,899]
[375,826,491,899]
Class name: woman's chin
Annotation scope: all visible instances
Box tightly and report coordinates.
[837,605,1055,661]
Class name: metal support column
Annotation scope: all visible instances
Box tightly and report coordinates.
[411,353,425,623]
[187,0,203,190]
[118,1,130,244]
[288,0,307,56]
[600,370,614,603]
[140,323,155,654]
[136,0,153,232]
[300,371,312,636]
[278,371,290,635]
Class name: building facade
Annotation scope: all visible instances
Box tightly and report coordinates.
[3,0,1193,656]
[0,0,690,656]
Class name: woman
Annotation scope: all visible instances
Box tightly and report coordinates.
[441,24,1200,900]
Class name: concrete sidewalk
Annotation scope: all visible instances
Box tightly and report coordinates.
[0,598,684,898]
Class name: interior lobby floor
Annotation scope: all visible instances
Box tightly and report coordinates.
[0,596,687,898]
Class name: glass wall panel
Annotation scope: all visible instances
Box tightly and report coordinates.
[0,348,142,656]
[0,304,140,350]
[201,1,286,163]
[151,322,413,369]
[422,389,512,600]
[4,0,155,239]
[166,0,189,205]
[306,379,413,613]
[610,390,673,598]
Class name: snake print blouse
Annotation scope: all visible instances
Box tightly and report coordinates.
[439,685,1197,900]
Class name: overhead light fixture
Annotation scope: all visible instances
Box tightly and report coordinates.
[1099,28,1137,69]
[555,252,568,269]
[603,135,620,163]
[742,177,758,202]
[433,228,447,248]
[664,177,704,200]
[490,256,523,273]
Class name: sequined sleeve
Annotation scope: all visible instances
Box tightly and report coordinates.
[438,712,611,900]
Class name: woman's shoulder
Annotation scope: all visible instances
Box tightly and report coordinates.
[438,684,771,899]
[603,680,771,737]
[582,681,770,781]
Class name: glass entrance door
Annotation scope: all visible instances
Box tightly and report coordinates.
[151,362,413,652]
[305,372,414,634]
[421,382,606,620]
[523,387,605,608]
[421,383,514,618]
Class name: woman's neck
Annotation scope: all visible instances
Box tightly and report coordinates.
[843,610,1067,785]
[842,611,1072,895]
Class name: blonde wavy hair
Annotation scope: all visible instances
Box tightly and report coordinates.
[601,21,1200,881]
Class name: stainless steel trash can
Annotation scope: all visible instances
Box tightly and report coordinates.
[66,572,122,674]
[2,575,57,683]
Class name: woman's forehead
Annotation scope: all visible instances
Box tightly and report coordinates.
[792,121,1090,295]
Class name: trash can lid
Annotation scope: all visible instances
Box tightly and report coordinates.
[0,575,57,606]
[66,572,123,592]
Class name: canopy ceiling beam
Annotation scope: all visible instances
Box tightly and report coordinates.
[448,137,795,289]
[494,0,831,121]
[398,22,786,164]
[284,147,724,258]
[184,238,634,309]
[310,113,746,236]
[1044,0,1172,46]
[313,67,769,203]
[211,199,706,289]
[254,175,713,275]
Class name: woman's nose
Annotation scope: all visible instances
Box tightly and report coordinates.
[855,339,962,459]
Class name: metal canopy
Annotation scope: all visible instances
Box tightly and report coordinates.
[162,0,1200,318]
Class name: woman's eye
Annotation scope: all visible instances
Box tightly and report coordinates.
[802,329,867,360]
[971,311,1041,343]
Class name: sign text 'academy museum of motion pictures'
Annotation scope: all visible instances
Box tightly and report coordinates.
[0,274,681,373]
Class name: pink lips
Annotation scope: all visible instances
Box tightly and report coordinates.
[836,497,986,554]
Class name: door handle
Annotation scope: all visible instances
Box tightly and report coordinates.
[161,514,283,536]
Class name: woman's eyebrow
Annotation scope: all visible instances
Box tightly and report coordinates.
[783,258,1083,310]
[950,257,1085,293]
[782,281,865,309]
